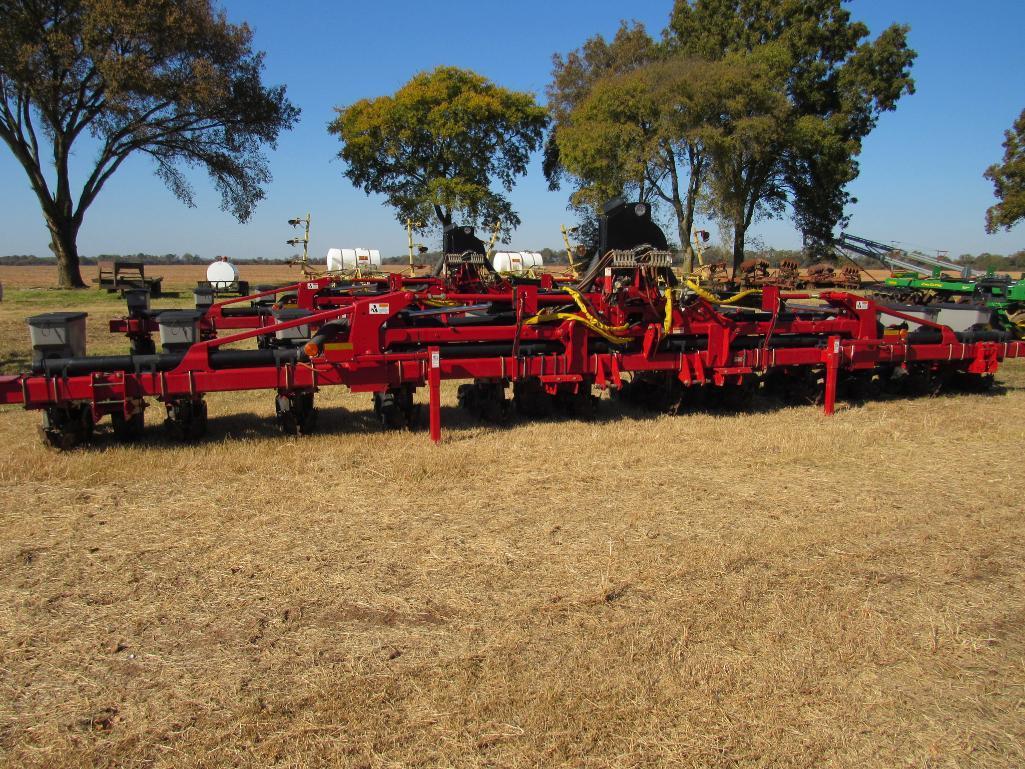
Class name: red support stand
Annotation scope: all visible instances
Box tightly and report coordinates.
[824,336,840,416]
[428,346,441,443]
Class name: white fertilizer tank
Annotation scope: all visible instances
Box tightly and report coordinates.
[492,251,544,273]
[206,259,239,289]
[327,248,382,271]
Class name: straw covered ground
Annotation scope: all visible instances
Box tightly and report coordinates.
[0,266,1023,768]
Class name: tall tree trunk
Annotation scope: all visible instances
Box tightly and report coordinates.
[664,152,689,273]
[683,149,704,273]
[678,204,694,274]
[663,144,698,274]
[46,214,86,289]
[732,225,746,279]
[673,202,689,272]
[47,136,87,288]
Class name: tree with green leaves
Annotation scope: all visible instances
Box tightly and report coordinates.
[547,23,715,268]
[550,2,916,275]
[0,0,299,288]
[984,109,1025,233]
[666,0,916,265]
[697,48,792,271]
[544,22,657,187]
[549,64,659,208]
[329,66,547,238]
[551,50,715,270]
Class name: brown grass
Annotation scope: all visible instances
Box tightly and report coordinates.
[1,274,1024,768]
[0,263,311,291]
[0,262,450,294]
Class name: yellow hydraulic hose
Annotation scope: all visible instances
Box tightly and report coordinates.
[684,279,760,305]
[561,287,631,333]
[664,288,673,334]
[524,312,632,345]
[525,285,631,342]
[422,298,462,308]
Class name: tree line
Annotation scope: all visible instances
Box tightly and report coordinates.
[1,1,1022,288]
[6,246,1024,272]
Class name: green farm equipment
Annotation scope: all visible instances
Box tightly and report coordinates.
[835,234,1025,337]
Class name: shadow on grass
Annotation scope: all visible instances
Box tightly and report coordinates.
[871,380,1016,406]
[423,392,802,440]
[159,405,381,446]
[28,375,1022,453]
[206,405,381,443]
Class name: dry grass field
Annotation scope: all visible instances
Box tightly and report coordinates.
[0,263,318,291]
[1,265,1024,768]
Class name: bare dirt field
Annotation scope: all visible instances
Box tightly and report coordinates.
[0,268,1023,768]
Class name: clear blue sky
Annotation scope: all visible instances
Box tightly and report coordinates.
[1,0,1023,260]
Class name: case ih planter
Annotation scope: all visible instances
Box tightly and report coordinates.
[1,200,1021,449]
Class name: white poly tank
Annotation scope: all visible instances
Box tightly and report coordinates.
[326,248,344,272]
[523,252,543,270]
[353,248,382,269]
[206,259,239,289]
[326,248,383,270]
[493,251,544,272]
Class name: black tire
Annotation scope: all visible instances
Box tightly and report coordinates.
[276,392,317,435]
[165,399,208,441]
[513,378,554,418]
[458,381,510,422]
[39,404,93,451]
[555,385,598,419]
[712,376,757,412]
[841,372,883,403]
[619,372,683,413]
[112,410,145,441]
[373,388,416,430]
[899,365,934,398]
[766,368,823,406]
[949,372,995,393]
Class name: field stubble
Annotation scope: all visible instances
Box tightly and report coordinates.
[0,267,1023,767]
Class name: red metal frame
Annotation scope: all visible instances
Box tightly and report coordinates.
[3,270,1021,444]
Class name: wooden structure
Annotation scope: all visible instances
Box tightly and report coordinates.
[96,260,163,296]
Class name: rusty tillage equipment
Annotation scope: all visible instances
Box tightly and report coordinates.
[737,258,860,290]
[2,200,1021,449]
